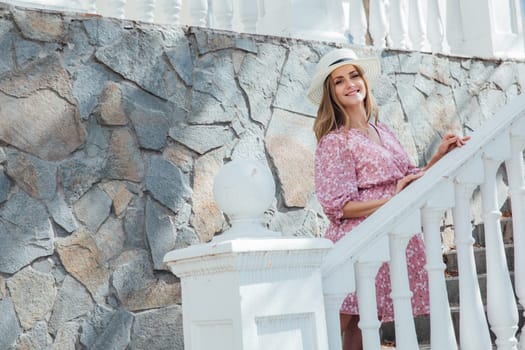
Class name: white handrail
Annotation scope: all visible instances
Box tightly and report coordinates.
[1,0,523,59]
[322,94,525,349]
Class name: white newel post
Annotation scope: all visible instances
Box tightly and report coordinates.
[164,160,333,350]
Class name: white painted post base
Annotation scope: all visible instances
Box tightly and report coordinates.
[164,237,333,350]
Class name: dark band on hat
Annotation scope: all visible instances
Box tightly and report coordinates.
[329,57,355,66]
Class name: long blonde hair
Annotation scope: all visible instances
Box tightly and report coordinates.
[313,65,379,142]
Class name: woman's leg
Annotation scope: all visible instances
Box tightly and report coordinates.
[340,313,362,350]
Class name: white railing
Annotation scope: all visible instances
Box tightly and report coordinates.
[2,0,524,59]
[322,93,525,349]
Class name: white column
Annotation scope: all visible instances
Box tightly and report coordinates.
[408,0,430,51]
[355,261,382,350]
[161,0,182,25]
[389,0,411,50]
[369,0,390,48]
[105,0,126,19]
[189,0,209,27]
[347,0,367,46]
[506,133,525,350]
[211,0,233,30]
[453,181,492,350]
[482,155,519,350]
[86,0,97,13]
[426,0,449,54]
[323,294,345,350]
[237,0,258,33]
[134,0,156,22]
[421,206,458,350]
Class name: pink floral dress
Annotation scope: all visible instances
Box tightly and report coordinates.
[314,122,430,322]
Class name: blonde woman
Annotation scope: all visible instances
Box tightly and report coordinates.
[307,48,469,350]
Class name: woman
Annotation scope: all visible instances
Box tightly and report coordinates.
[307,48,469,350]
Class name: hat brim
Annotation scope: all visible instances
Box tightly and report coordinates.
[307,56,381,105]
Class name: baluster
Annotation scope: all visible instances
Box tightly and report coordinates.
[238,0,258,33]
[347,0,367,45]
[453,179,492,350]
[189,0,208,27]
[211,0,233,30]
[389,0,410,50]
[426,0,449,54]
[422,207,457,349]
[85,0,97,13]
[407,0,430,51]
[355,260,382,350]
[481,152,519,350]
[388,211,421,350]
[105,0,126,19]
[369,0,390,48]
[506,130,525,350]
[135,0,156,22]
[323,294,345,350]
[161,0,182,25]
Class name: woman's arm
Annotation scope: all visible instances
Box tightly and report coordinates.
[341,172,425,218]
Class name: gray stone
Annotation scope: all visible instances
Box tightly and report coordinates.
[274,44,318,117]
[59,156,103,205]
[63,20,95,67]
[190,51,248,123]
[129,305,184,350]
[56,229,109,300]
[145,197,177,270]
[145,156,191,214]
[265,109,316,208]
[49,275,93,335]
[79,305,114,348]
[17,321,52,350]
[7,267,57,330]
[47,195,79,233]
[102,181,134,217]
[52,322,79,350]
[238,43,286,126]
[0,298,21,350]
[6,149,57,200]
[168,124,233,155]
[104,128,145,182]
[270,209,323,237]
[85,116,110,159]
[96,28,176,100]
[420,55,452,85]
[192,28,237,54]
[95,217,126,263]
[0,191,54,274]
[129,106,169,150]
[164,28,193,86]
[175,226,199,249]
[491,62,516,92]
[112,249,181,310]
[163,146,194,173]
[230,129,267,162]
[0,33,14,75]
[398,52,421,74]
[83,18,123,46]
[12,8,67,43]
[468,60,496,95]
[72,62,116,119]
[14,39,41,67]
[0,170,10,203]
[123,196,147,249]
[191,148,225,242]
[372,75,397,105]
[73,185,112,233]
[90,309,133,350]
[479,88,507,120]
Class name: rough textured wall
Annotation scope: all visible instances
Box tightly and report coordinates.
[0,2,524,349]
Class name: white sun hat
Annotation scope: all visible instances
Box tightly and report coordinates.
[307,48,381,105]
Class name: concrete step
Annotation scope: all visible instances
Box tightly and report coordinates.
[443,244,515,276]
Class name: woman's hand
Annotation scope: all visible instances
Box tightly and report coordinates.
[423,133,471,170]
[396,172,425,194]
[436,133,471,157]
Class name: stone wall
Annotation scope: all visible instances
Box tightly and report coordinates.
[0,2,523,349]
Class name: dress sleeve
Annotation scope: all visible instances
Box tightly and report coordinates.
[314,133,359,222]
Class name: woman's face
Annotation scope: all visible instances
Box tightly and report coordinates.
[330,64,367,109]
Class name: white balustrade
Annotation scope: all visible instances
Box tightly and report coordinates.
[355,260,383,349]
[2,0,524,59]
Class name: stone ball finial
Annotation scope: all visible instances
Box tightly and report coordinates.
[213,159,280,241]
